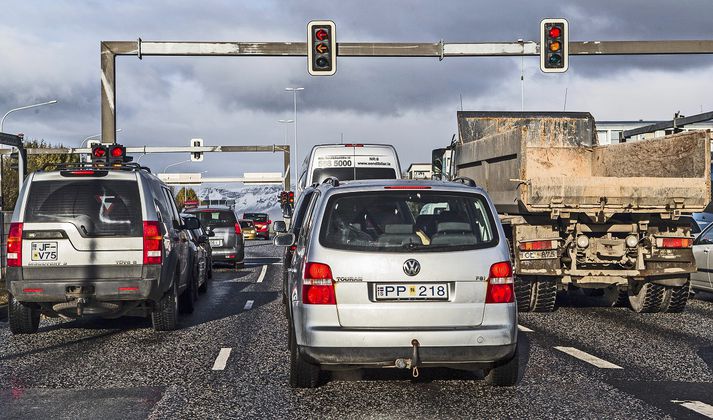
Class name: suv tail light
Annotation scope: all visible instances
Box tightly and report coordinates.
[234,222,242,235]
[143,221,162,265]
[485,261,514,304]
[518,240,558,251]
[302,262,336,305]
[656,237,692,249]
[7,222,23,267]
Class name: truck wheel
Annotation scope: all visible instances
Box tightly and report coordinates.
[660,281,690,313]
[530,278,557,312]
[485,347,519,386]
[628,282,664,313]
[514,277,533,312]
[8,295,40,335]
[289,326,321,388]
[152,282,178,331]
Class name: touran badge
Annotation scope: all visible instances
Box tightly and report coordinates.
[403,259,421,276]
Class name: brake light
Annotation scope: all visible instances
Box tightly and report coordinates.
[485,261,514,304]
[71,170,96,175]
[656,237,692,249]
[118,286,139,292]
[7,222,23,267]
[234,223,242,235]
[303,262,336,305]
[383,186,432,190]
[143,221,162,265]
[518,240,558,251]
[23,288,43,293]
[344,144,364,147]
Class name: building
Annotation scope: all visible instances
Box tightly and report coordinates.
[596,120,713,145]
[407,163,433,180]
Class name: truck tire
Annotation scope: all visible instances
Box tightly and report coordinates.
[152,282,178,331]
[615,289,630,308]
[289,326,321,388]
[8,295,40,335]
[485,347,519,386]
[628,282,664,313]
[530,278,557,312]
[514,277,533,312]
[660,281,690,313]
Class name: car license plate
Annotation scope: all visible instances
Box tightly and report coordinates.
[374,283,449,300]
[31,242,58,261]
[210,239,223,247]
[520,250,558,260]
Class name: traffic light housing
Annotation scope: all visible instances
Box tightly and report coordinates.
[540,18,569,73]
[91,144,108,165]
[307,20,336,76]
[107,144,126,165]
[288,191,295,205]
[279,191,288,205]
[191,138,204,162]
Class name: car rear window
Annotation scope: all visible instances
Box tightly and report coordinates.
[319,191,498,252]
[311,167,397,184]
[244,213,268,222]
[239,220,254,228]
[190,210,237,228]
[24,180,143,237]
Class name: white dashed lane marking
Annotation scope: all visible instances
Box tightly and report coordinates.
[671,400,713,418]
[256,265,268,283]
[554,346,623,369]
[517,325,534,332]
[212,348,232,371]
[244,300,254,310]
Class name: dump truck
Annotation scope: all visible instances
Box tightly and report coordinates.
[434,111,711,313]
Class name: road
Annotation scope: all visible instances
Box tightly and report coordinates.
[1,241,713,419]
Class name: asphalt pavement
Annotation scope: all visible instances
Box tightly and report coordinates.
[1,241,713,419]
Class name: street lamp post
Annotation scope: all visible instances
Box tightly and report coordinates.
[278,119,294,188]
[285,87,304,190]
[161,159,191,174]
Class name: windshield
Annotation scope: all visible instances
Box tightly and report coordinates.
[311,167,397,184]
[244,213,268,222]
[319,191,498,252]
[239,220,254,228]
[24,180,142,237]
[189,210,237,228]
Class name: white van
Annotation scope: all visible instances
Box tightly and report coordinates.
[298,144,402,192]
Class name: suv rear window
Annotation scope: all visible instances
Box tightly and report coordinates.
[319,191,498,252]
[24,180,142,237]
[190,210,237,228]
[311,167,397,184]
[243,213,268,222]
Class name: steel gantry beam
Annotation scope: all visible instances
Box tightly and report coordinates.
[100,37,713,144]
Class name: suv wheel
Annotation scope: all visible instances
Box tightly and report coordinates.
[152,282,179,331]
[485,347,519,386]
[289,326,321,388]
[8,294,40,335]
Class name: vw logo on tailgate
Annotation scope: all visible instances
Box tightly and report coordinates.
[403,259,421,276]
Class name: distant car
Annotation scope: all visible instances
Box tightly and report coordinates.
[187,207,245,269]
[692,222,713,293]
[243,212,271,240]
[240,219,257,240]
[275,178,519,388]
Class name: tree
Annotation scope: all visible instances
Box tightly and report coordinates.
[1,139,78,210]
[175,187,198,210]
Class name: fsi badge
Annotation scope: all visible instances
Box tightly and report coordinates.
[32,242,58,261]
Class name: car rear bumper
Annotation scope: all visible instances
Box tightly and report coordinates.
[211,246,244,262]
[8,277,161,303]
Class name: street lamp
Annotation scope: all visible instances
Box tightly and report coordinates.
[285,87,304,190]
[0,99,58,133]
[161,159,191,174]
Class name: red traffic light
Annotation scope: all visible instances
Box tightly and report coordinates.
[288,191,295,203]
[315,29,329,41]
[110,146,124,158]
[92,146,107,158]
[548,26,561,38]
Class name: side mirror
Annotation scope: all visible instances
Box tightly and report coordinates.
[183,217,200,230]
[274,233,296,247]
[273,220,287,233]
[206,230,216,237]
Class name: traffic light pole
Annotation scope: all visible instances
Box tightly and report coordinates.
[99,38,713,143]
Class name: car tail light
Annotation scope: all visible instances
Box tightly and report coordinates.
[383,186,432,190]
[23,288,43,293]
[118,286,139,292]
[234,223,242,235]
[7,222,23,267]
[143,221,162,265]
[518,239,558,251]
[485,261,514,304]
[302,262,336,305]
[344,144,364,147]
[656,237,692,249]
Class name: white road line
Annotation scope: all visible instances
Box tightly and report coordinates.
[211,348,232,371]
[672,400,713,418]
[256,264,268,283]
[244,300,254,310]
[518,325,534,332]
[554,346,623,369]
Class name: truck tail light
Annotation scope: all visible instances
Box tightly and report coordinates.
[7,222,23,267]
[519,239,558,251]
[234,223,242,235]
[656,237,692,249]
[143,221,162,265]
[485,261,514,304]
[302,262,336,305]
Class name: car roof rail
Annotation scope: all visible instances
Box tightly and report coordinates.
[451,177,477,187]
[40,161,152,173]
[321,177,340,187]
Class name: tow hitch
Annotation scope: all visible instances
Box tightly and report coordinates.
[394,339,421,378]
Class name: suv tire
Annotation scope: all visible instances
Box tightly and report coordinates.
[152,282,179,331]
[485,347,519,386]
[8,295,40,335]
[289,326,321,388]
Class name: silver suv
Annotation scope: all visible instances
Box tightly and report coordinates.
[6,160,201,334]
[275,178,519,387]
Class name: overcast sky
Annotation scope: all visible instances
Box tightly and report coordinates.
[1,0,712,179]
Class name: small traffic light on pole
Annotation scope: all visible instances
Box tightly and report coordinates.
[308,20,336,76]
[191,138,204,162]
[289,191,295,205]
[540,18,569,73]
